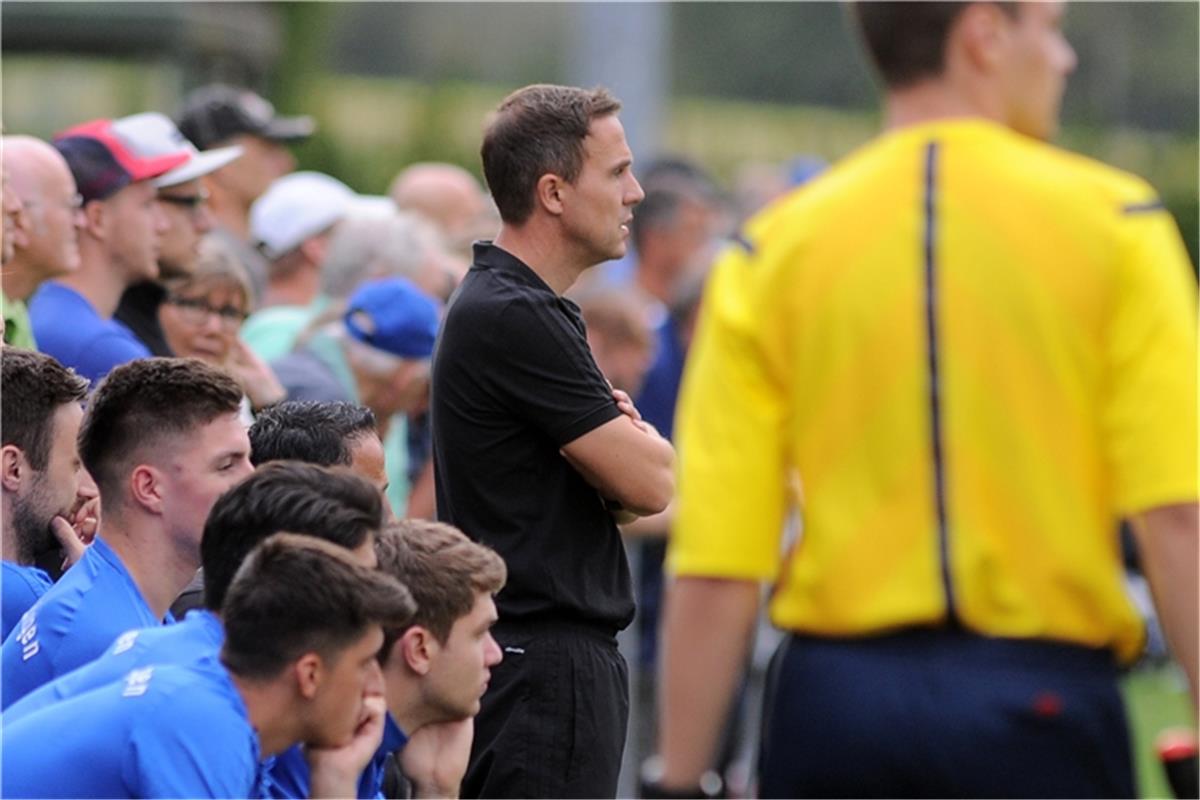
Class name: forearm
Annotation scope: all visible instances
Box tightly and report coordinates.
[618,501,674,538]
[656,576,760,788]
[1131,502,1199,711]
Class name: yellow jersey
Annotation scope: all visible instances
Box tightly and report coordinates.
[670,118,1198,662]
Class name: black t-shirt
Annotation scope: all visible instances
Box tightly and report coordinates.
[432,242,634,631]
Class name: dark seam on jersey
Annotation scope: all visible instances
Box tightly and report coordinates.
[732,231,755,255]
[923,140,958,626]
[1121,199,1166,214]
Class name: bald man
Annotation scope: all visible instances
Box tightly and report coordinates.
[2,136,84,349]
[387,162,493,256]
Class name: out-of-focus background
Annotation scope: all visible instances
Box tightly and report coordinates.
[6,4,1194,796]
[4,2,1197,263]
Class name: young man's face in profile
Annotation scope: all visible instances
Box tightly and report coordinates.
[424,592,502,720]
[997,1,1077,140]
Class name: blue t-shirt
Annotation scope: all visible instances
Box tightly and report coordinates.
[264,714,408,800]
[2,655,261,799]
[28,281,151,386]
[1,561,53,640]
[6,608,223,721]
[0,536,168,709]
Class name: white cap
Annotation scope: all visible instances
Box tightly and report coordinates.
[352,195,399,218]
[250,171,356,260]
[112,112,243,188]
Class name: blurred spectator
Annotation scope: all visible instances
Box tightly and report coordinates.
[177,84,313,303]
[158,237,286,419]
[1,136,84,349]
[628,185,718,321]
[272,277,439,516]
[1,152,20,267]
[388,162,493,258]
[578,288,656,396]
[29,119,185,385]
[1,358,252,708]
[320,210,460,520]
[112,112,243,357]
[0,350,90,639]
[240,171,354,361]
[248,208,455,364]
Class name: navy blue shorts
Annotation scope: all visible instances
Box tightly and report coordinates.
[759,628,1134,798]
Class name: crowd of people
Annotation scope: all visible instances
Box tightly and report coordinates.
[0,1,1196,799]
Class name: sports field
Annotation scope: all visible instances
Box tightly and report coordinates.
[1122,662,1195,799]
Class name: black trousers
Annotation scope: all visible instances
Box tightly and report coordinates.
[759,629,1134,799]
[463,619,629,799]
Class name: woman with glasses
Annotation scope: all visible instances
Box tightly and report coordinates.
[159,236,286,422]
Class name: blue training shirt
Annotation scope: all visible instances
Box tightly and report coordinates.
[1,561,53,640]
[2,655,261,799]
[5,608,222,722]
[264,714,409,800]
[28,281,151,386]
[0,536,169,709]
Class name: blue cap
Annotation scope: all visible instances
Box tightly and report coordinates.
[344,277,440,359]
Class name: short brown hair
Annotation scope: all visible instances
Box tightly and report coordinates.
[1,349,88,470]
[375,520,506,646]
[481,84,621,225]
[78,357,244,498]
[850,2,1016,90]
[221,532,416,679]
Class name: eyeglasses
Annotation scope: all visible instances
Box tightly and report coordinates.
[25,193,83,212]
[166,294,247,332]
[157,192,209,213]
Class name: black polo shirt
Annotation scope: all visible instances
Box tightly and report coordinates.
[432,242,634,631]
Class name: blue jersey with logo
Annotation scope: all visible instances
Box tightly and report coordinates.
[6,609,222,722]
[0,536,169,709]
[1,561,53,640]
[2,655,261,798]
[264,714,408,799]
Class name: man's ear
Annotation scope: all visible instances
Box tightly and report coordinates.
[1,444,27,494]
[81,199,107,241]
[128,464,165,515]
[953,2,1011,74]
[535,173,567,217]
[299,234,328,267]
[293,652,324,700]
[11,204,33,249]
[400,626,439,676]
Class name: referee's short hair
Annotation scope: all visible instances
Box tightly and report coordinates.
[850,2,1017,90]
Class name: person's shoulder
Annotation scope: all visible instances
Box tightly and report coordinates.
[1,563,52,596]
[1000,131,1160,211]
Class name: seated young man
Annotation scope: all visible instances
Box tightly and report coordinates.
[170,399,389,618]
[0,349,89,638]
[268,519,506,799]
[5,460,384,716]
[2,533,414,799]
[1,357,253,708]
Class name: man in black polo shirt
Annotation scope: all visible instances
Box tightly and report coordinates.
[432,84,675,799]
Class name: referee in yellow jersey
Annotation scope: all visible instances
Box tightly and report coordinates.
[649,3,1198,798]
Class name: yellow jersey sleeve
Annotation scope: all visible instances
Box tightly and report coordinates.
[1104,201,1199,514]
[668,240,792,581]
